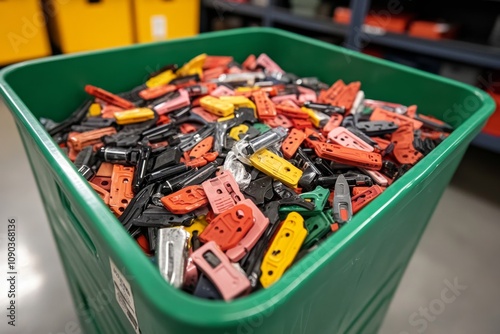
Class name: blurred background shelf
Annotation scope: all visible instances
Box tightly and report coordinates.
[200,0,500,153]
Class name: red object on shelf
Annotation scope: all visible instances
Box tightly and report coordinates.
[408,21,458,40]
[482,91,500,137]
[333,7,412,33]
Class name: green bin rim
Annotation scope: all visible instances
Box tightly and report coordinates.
[0,27,495,327]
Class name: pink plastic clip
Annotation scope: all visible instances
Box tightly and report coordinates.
[298,86,317,104]
[360,169,389,186]
[183,251,199,291]
[256,53,285,74]
[271,94,299,105]
[191,241,250,300]
[327,126,374,152]
[210,85,235,97]
[202,171,244,215]
[225,199,270,262]
[154,89,190,115]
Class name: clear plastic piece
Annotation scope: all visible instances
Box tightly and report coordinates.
[223,151,251,190]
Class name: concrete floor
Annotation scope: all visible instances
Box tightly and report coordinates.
[0,102,499,334]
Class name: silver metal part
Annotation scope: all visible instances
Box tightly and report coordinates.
[157,228,190,288]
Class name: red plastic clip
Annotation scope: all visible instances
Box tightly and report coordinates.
[85,85,135,110]
[161,185,208,214]
[225,199,270,262]
[199,203,255,251]
[202,171,244,215]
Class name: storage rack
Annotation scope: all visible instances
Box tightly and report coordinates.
[200,0,500,153]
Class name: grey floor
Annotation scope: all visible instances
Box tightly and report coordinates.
[0,102,499,334]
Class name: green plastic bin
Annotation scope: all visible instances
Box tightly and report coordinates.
[0,28,494,334]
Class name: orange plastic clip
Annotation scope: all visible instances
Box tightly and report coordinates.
[185,152,219,168]
[282,128,306,159]
[275,104,309,119]
[319,79,345,104]
[252,90,277,120]
[351,185,384,214]
[370,107,423,129]
[263,114,293,128]
[190,136,214,159]
[314,143,382,170]
[161,185,208,214]
[68,127,117,151]
[322,114,344,135]
[91,162,113,191]
[203,56,233,69]
[85,85,135,110]
[90,182,110,205]
[109,165,135,216]
[242,54,257,70]
[139,84,177,100]
[203,67,226,81]
[352,187,370,196]
[331,81,361,113]
[391,123,423,165]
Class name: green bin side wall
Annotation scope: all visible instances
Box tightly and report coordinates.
[1,28,495,334]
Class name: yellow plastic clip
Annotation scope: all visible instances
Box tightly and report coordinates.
[146,69,177,88]
[220,96,256,110]
[303,107,329,128]
[88,103,102,117]
[177,53,207,78]
[235,86,258,93]
[217,115,235,122]
[249,149,303,188]
[260,212,307,288]
[200,96,234,117]
[184,215,209,245]
[114,108,155,125]
[229,124,249,141]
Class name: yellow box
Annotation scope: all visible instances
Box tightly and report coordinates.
[132,0,199,43]
[0,0,51,65]
[45,0,134,53]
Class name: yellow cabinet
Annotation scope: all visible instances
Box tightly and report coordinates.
[132,0,199,43]
[44,0,134,53]
[0,0,51,65]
